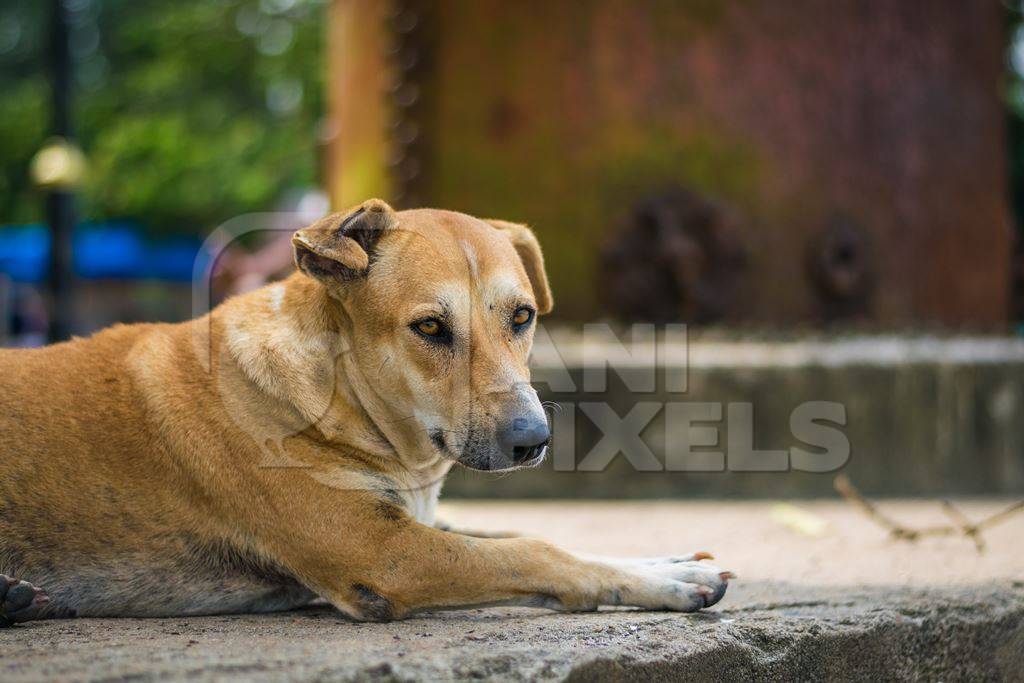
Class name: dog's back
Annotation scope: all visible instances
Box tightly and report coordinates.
[1,323,152,475]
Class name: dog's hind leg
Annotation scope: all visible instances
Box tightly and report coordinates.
[0,574,49,626]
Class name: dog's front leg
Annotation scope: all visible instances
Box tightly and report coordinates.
[289,519,731,620]
[434,520,519,539]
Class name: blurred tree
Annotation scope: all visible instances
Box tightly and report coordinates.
[0,0,325,234]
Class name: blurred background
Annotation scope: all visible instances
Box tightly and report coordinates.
[3,0,1024,499]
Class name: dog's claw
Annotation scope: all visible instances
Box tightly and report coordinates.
[1,575,49,626]
[703,579,729,608]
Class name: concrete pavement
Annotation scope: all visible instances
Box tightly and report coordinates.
[3,500,1023,682]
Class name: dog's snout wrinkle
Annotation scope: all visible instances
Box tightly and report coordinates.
[476,380,537,397]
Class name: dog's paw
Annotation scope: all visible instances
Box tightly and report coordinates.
[646,559,733,608]
[579,550,716,569]
[602,553,733,612]
[0,575,49,626]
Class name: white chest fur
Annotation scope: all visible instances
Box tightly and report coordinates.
[405,477,444,526]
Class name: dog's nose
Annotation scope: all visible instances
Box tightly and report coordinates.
[498,416,551,463]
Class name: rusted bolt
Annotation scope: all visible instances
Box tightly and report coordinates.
[599,187,746,323]
[807,215,875,319]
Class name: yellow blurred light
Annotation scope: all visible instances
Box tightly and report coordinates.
[30,138,87,190]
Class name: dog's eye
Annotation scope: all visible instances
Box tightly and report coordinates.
[411,318,453,345]
[511,306,534,328]
[415,319,443,337]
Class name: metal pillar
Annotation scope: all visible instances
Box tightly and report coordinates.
[46,0,76,343]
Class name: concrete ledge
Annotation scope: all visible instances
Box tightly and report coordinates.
[445,334,1024,498]
[4,583,1022,682]
[4,501,1024,682]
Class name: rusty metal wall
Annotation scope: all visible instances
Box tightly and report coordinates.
[328,0,1012,328]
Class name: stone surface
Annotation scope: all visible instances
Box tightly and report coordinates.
[437,499,1024,587]
[3,501,1023,682]
[4,583,1022,682]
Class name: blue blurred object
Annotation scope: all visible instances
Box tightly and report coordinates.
[0,223,206,283]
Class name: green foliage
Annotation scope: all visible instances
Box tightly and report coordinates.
[0,0,324,234]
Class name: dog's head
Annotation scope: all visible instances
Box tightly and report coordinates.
[292,199,552,472]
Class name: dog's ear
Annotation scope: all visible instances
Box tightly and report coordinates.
[486,219,553,314]
[292,199,398,284]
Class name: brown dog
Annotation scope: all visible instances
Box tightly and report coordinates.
[0,200,730,624]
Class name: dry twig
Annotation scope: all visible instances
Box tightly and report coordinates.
[833,474,1024,554]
